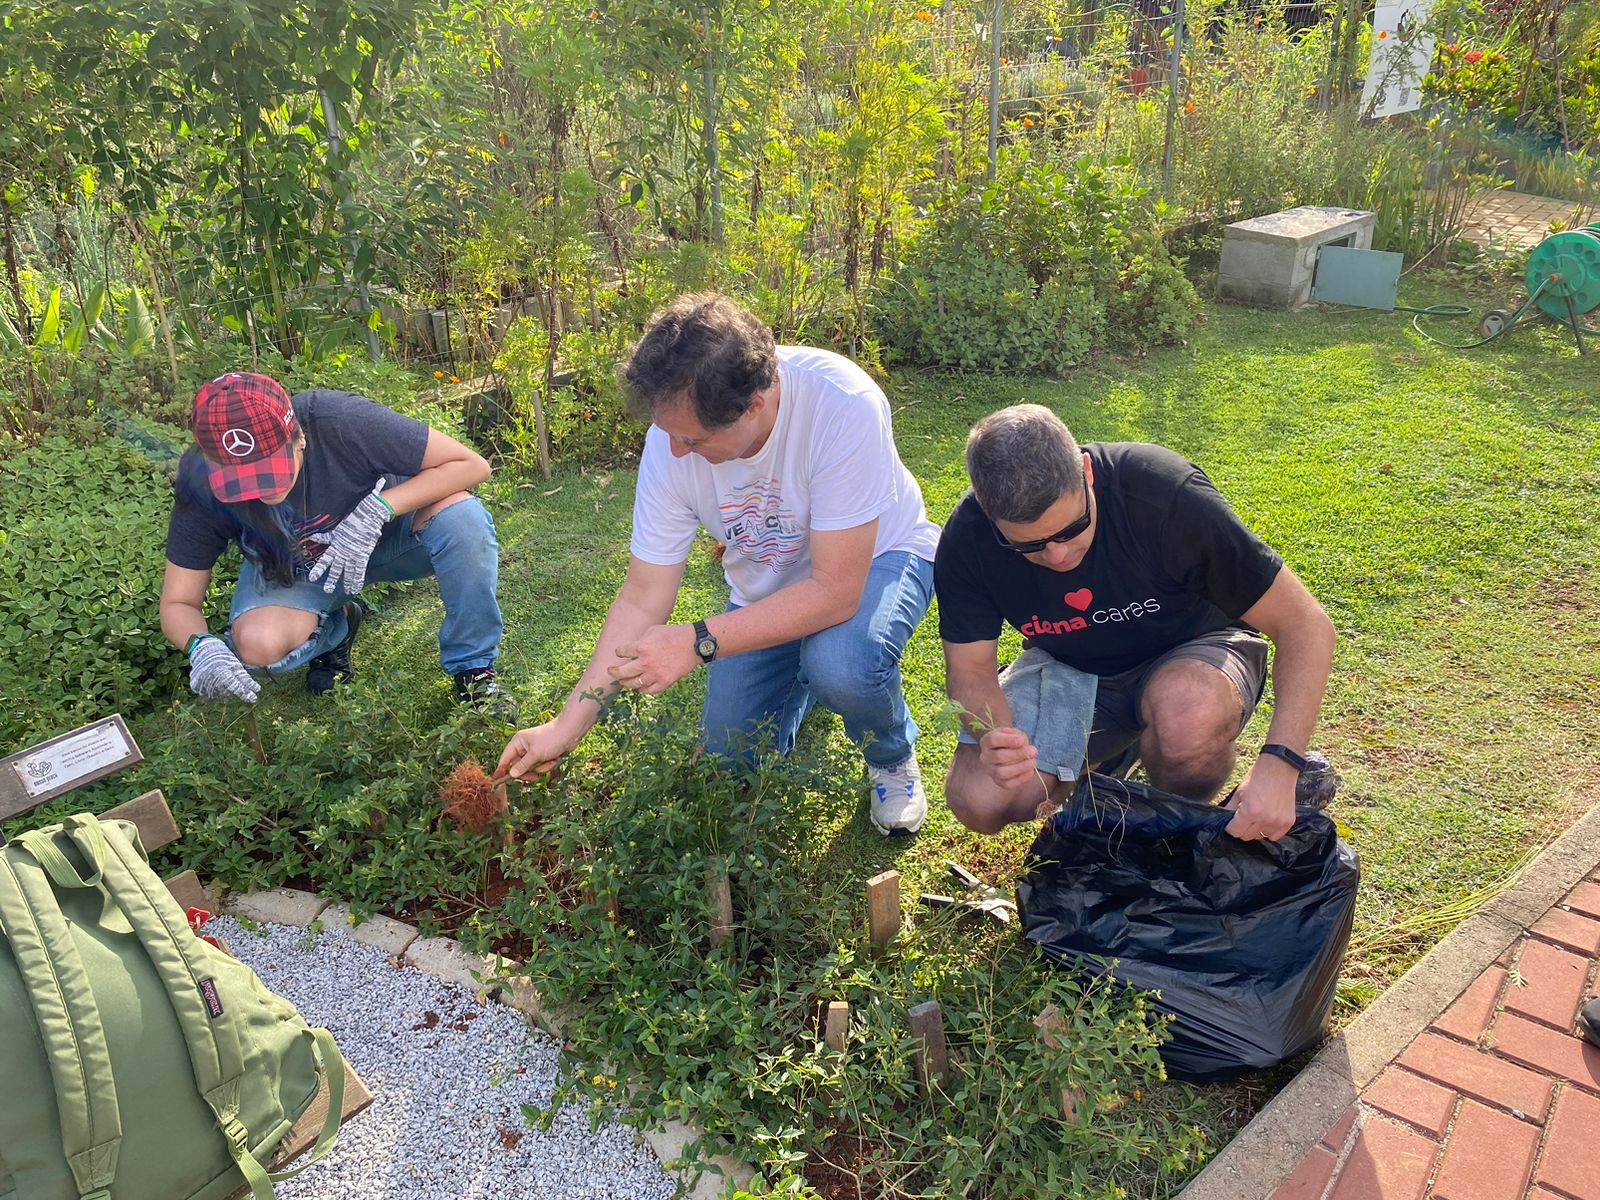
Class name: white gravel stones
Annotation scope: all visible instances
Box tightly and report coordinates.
[215,916,677,1200]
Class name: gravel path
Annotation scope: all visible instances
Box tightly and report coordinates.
[216,917,678,1200]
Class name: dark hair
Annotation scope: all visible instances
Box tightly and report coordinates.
[174,447,299,587]
[621,293,777,429]
[965,404,1084,523]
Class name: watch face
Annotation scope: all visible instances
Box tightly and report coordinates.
[696,637,717,659]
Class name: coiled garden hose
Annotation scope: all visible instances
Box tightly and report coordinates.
[1399,275,1556,349]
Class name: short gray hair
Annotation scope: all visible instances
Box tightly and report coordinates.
[965,404,1083,523]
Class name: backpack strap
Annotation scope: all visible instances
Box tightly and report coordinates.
[66,819,274,1195]
[16,819,133,936]
[265,1027,346,1184]
[0,853,122,1200]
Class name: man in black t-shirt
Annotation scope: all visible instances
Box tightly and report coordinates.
[935,404,1334,841]
[159,373,512,713]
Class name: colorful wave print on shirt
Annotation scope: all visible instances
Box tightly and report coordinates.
[720,477,804,569]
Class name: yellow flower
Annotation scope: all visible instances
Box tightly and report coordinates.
[433,370,444,378]
[592,1073,605,1086]
[449,375,461,383]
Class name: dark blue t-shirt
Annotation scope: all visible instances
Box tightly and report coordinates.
[934,442,1283,676]
[165,390,430,573]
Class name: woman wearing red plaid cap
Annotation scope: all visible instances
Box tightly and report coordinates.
[158,372,513,714]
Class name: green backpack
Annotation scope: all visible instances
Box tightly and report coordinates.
[0,814,345,1200]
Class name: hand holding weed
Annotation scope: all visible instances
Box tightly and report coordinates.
[978,725,1044,790]
[610,623,698,695]
[1224,756,1297,841]
[307,482,393,595]
[495,720,579,780]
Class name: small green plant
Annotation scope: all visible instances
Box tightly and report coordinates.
[0,438,213,746]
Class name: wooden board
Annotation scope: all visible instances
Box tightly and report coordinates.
[164,869,209,913]
[102,789,181,853]
[1,715,143,819]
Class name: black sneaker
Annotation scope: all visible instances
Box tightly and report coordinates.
[305,599,368,695]
[452,666,518,720]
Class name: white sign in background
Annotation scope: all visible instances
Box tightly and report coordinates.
[11,720,133,799]
[1361,0,1436,119]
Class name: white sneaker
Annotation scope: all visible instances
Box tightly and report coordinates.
[868,756,927,836]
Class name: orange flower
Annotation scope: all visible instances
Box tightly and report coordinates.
[497,131,507,146]
[1378,29,1388,38]
[1185,98,1197,113]
[449,375,461,383]
[914,9,934,19]
[434,370,444,378]
[1464,49,1482,63]
[1444,42,1459,53]
[1023,116,1035,126]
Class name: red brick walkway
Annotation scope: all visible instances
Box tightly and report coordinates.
[1272,874,1600,1200]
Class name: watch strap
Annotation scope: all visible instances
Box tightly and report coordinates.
[1260,743,1309,772]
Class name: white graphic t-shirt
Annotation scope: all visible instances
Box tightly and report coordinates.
[630,345,940,606]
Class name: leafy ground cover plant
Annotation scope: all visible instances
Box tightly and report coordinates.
[492,703,1212,1199]
[0,437,203,745]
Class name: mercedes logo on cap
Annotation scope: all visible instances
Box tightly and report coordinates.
[221,428,257,457]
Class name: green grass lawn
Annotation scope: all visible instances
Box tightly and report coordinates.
[137,284,1598,1189]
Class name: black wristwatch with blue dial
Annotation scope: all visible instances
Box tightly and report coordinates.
[693,619,719,664]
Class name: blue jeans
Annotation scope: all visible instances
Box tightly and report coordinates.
[700,551,934,769]
[226,497,503,677]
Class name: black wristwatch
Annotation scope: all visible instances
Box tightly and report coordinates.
[1260,743,1309,772]
[692,619,719,664]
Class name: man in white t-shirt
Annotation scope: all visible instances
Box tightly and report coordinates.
[496,293,939,834]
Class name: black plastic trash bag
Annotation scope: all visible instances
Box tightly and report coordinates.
[1016,773,1360,1081]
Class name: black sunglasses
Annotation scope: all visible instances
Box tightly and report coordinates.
[991,484,1093,555]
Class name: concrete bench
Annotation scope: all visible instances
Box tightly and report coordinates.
[1218,206,1378,309]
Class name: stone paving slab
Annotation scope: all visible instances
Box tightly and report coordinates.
[1462,189,1596,251]
[1178,799,1600,1200]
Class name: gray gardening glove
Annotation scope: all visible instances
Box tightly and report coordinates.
[187,635,260,703]
[307,481,393,595]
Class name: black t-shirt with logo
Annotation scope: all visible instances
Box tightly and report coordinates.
[165,390,430,574]
[934,442,1283,676]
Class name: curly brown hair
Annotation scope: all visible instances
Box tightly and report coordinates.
[621,293,777,429]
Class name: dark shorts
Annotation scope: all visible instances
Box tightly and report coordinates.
[1084,626,1269,766]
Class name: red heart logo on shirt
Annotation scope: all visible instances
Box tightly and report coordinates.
[1063,588,1093,611]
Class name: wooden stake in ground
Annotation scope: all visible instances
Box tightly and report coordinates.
[908,1000,948,1095]
[824,1001,849,1052]
[707,859,734,947]
[243,711,268,765]
[866,869,901,953]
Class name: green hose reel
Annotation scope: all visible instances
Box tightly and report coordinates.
[1526,224,1600,319]
[1471,224,1600,350]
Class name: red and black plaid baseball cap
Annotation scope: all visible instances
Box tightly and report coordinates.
[193,373,301,503]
